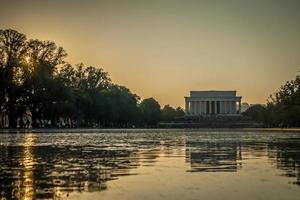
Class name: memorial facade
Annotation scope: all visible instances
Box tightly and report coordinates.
[185,91,242,116]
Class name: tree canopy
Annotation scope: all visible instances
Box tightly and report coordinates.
[243,73,300,127]
[139,98,162,126]
[0,29,183,128]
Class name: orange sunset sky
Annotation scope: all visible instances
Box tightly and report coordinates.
[1,0,299,107]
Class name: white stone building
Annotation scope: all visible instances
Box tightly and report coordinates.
[185,91,242,116]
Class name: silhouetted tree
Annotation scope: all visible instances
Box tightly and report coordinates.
[161,105,176,121]
[267,73,300,127]
[243,73,300,127]
[58,63,112,126]
[0,29,28,128]
[243,104,267,123]
[23,39,67,127]
[175,107,185,118]
[139,98,161,126]
[100,85,140,127]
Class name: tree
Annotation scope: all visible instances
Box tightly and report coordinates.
[24,39,67,127]
[243,73,300,127]
[268,73,300,127]
[98,85,140,127]
[161,105,176,121]
[0,29,28,128]
[139,98,161,126]
[58,63,112,126]
[175,107,185,118]
[243,104,267,123]
[1,29,183,128]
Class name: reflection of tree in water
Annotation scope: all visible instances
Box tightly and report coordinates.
[267,140,300,186]
[186,137,300,186]
[0,145,141,199]
[186,141,242,172]
[0,132,186,199]
[0,133,37,199]
[2,131,300,199]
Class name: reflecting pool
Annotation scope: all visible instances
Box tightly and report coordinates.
[0,129,300,199]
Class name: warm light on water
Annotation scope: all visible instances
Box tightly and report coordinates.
[0,129,300,199]
[23,133,35,200]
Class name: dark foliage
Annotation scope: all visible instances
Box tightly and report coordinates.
[243,74,300,127]
[0,29,182,128]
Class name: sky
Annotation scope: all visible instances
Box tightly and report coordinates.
[1,0,299,107]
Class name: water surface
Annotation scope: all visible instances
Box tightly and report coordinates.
[0,129,300,199]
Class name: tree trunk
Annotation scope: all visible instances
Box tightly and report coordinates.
[8,110,17,128]
[31,105,38,128]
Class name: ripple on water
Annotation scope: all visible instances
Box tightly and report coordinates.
[0,129,300,199]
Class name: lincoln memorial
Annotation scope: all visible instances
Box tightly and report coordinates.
[185,91,242,116]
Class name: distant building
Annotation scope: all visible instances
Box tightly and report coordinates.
[185,90,242,116]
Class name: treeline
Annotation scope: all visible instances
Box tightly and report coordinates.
[243,73,300,127]
[0,29,184,128]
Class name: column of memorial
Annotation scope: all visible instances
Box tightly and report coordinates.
[199,101,202,115]
[193,101,196,115]
[185,99,189,114]
[196,101,199,115]
[221,101,223,114]
[226,101,230,114]
[233,101,236,114]
[191,101,195,115]
[215,101,217,114]
[227,101,230,114]
[222,101,225,114]
[232,101,235,114]
[229,101,232,114]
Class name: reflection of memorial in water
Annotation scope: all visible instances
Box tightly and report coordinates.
[1,130,300,200]
[267,140,300,186]
[186,141,242,172]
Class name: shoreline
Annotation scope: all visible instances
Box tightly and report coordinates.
[1,127,300,133]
